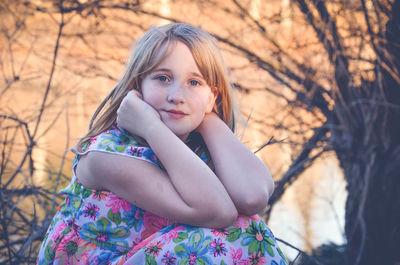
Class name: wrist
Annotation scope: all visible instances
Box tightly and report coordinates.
[142,120,165,140]
[197,112,222,135]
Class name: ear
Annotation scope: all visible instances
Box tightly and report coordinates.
[205,89,218,114]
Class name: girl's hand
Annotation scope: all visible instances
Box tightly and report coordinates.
[117,90,161,138]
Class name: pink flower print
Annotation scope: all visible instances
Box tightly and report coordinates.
[92,190,108,201]
[234,216,250,229]
[210,238,227,257]
[161,226,184,243]
[161,251,177,264]
[211,228,229,238]
[138,234,156,249]
[66,218,80,234]
[131,237,142,248]
[83,203,100,220]
[234,215,259,229]
[188,253,197,265]
[141,212,171,239]
[124,232,160,261]
[134,209,142,219]
[229,247,248,265]
[145,240,165,257]
[106,194,131,214]
[161,229,179,244]
[247,253,266,265]
[131,146,145,157]
[96,232,108,243]
[89,136,98,146]
[250,215,260,222]
[54,232,95,264]
[51,222,67,246]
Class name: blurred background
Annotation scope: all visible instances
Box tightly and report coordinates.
[1,0,399,264]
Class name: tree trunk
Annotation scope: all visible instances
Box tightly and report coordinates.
[339,147,400,265]
[335,1,400,264]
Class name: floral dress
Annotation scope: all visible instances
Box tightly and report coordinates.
[37,127,288,265]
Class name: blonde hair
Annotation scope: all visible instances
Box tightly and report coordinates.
[75,23,235,154]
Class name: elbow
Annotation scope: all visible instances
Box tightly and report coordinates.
[235,171,275,216]
[236,190,270,216]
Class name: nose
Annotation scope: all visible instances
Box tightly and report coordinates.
[167,83,185,104]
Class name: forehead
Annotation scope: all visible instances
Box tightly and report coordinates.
[157,41,196,65]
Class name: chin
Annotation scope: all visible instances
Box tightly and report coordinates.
[176,130,190,137]
[165,127,187,139]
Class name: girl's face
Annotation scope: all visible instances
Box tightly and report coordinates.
[141,41,216,141]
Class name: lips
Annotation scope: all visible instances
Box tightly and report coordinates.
[164,109,187,119]
[167,109,186,115]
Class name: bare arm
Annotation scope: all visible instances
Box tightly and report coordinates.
[197,113,275,216]
[77,92,237,228]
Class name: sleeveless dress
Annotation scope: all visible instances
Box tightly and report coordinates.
[37,127,288,265]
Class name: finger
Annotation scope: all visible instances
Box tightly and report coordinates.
[134,90,143,99]
[127,89,141,98]
[128,89,142,99]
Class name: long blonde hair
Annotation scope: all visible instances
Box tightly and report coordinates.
[75,23,235,154]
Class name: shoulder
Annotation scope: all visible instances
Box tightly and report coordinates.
[74,126,160,167]
[74,127,162,191]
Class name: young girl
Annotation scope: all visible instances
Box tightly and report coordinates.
[37,23,287,265]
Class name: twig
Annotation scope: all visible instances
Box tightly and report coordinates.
[239,107,253,141]
[32,0,66,139]
[275,237,324,265]
[254,136,286,154]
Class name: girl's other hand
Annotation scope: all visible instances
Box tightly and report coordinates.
[117,90,161,137]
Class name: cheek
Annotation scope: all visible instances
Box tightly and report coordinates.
[192,97,210,116]
[142,90,163,108]
[141,79,163,107]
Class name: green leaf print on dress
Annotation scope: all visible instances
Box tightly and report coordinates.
[79,217,130,251]
[174,229,213,265]
[226,227,242,242]
[241,220,276,257]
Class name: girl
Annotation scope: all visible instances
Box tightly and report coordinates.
[37,23,287,265]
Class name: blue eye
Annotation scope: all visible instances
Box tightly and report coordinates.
[189,80,200,86]
[155,75,169,82]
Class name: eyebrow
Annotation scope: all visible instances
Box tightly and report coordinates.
[152,68,205,79]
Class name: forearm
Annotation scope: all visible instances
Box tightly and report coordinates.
[144,122,237,223]
[113,90,237,227]
[79,151,236,228]
[198,114,274,215]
